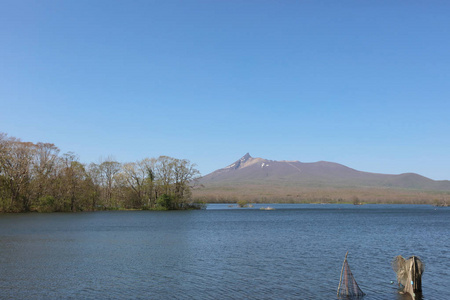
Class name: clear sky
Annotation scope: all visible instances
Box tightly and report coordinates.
[1,1,449,180]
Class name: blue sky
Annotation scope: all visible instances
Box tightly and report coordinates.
[1,1,449,180]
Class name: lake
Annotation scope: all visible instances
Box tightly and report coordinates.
[0,204,449,299]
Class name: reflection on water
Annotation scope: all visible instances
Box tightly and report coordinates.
[0,204,449,299]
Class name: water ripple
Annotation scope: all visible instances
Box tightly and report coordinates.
[0,206,448,299]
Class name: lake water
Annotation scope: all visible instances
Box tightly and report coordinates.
[0,204,449,299]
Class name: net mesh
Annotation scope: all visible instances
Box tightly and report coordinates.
[337,252,365,299]
[392,256,424,298]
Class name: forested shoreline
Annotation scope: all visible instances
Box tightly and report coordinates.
[0,133,202,212]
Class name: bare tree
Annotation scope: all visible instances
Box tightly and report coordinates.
[153,156,200,209]
[99,158,121,208]
[173,158,200,202]
[32,142,60,201]
[121,158,157,208]
[61,152,86,212]
[86,163,102,209]
[122,162,144,208]
[155,156,174,196]
[0,135,35,211]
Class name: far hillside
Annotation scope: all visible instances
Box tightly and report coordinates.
[193,153,450,205]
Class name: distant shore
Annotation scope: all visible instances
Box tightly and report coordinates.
[1,201,448,213]
[192,186,450,206]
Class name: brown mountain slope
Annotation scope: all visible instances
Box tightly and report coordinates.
[200,153,449,190]
[194,153,450,204]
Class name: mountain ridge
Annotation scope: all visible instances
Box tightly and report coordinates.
[199,153,450,191]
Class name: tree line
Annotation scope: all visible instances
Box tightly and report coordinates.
[0,133,202,212]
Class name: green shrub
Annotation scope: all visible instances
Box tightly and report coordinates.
[38,195,56,212]
[156,194,175,210]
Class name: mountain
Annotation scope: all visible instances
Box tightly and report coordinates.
[195,153,450,203]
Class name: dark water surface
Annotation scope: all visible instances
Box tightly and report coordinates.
[1,204,449,299]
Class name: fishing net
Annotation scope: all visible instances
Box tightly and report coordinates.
[337,252,365,299]
[392,256,424,298]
